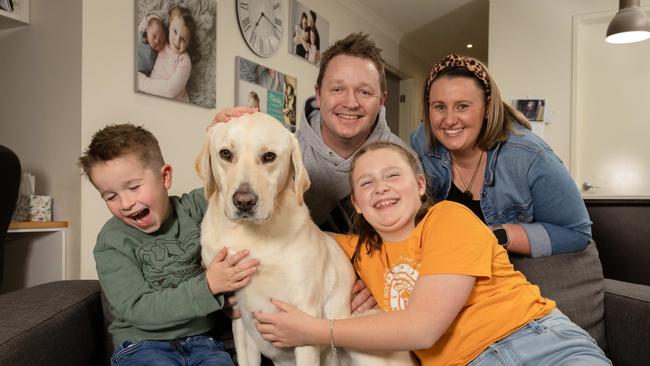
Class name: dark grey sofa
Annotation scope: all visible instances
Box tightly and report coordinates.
[1,242,649,365]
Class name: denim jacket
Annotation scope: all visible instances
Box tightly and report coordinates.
[410,122,591,257]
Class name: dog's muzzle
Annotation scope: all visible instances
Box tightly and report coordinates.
[232,183,258,216]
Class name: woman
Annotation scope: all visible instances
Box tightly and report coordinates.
[410,54,591,257]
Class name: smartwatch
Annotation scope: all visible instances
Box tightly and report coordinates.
[491,225,510,248]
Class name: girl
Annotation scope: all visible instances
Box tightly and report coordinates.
[293,12,309,58]
[138,5,200,102]
[254,142,611,365]
[305,26,320,64]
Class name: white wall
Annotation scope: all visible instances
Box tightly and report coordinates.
[0,0,82,279]
[488,0,650,168]
[80,0,427,279]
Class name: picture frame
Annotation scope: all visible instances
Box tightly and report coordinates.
[0,0,14,12]
[288,0,329,66]
[236,56,297,131]
[512,98,546,122]
[134,0,216,108]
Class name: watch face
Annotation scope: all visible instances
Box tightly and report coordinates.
[493,228,509,246]
[237,0,283,57]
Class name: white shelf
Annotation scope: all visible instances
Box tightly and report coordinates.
[0,0,30,29]
[1,220,67,294]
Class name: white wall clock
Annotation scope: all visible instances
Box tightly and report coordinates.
[237,0,284,57]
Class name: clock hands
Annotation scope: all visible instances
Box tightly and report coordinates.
[260,12,273,26]
[238,0,282,57]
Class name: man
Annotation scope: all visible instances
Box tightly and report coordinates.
[297,32,407,233]
[217,32,407,233]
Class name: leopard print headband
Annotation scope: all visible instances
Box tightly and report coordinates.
[425,54,491,98]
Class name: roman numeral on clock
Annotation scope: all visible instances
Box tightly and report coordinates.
[249,30,257,47]
[240,17,251,32]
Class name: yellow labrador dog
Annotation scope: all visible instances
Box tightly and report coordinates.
[197,113,415,366]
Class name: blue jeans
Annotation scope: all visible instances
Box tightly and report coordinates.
[111,335,234,366]
[468,310,611,365]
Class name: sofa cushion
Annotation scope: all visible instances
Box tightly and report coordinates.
[510,242,606,350]
[0,280,108,365]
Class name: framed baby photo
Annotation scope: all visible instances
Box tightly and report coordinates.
[134,0,216,108]
[235,56,298,131]
[512,98,546,122]
[288,0,330,66]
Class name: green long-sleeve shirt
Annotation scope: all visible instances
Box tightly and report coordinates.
[94,188,224,346]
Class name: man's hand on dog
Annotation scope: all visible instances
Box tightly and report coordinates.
[208,106,258,130]
[206,247,259,295]
[351,278,377,314]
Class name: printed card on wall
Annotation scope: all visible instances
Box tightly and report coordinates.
[288,0,329,66]
[236,56,297,131]
[135,0,216,108]
[512,99,546,122]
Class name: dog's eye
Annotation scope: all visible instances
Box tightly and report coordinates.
[219,149,232,161]
[262,152,276,163]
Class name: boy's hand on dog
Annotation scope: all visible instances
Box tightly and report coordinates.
[350,278,378,314]
[206,247,259,295]
[208,106,258,130]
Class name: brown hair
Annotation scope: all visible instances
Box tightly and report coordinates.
[316,32,386,95]
[78,123,165,181]
[422,54,531,151]
[349,142,434,267]
[168,5,201,63]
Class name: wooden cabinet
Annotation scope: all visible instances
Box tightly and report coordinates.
[0,0,30,29]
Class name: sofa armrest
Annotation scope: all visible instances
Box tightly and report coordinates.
[604,278,650,366]
[0,280,109,366]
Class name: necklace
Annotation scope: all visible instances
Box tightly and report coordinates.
[451,152,484,200]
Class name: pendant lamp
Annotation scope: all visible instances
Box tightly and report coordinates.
[606,0,650,44]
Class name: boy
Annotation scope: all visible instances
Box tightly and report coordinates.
[79,123,258,366]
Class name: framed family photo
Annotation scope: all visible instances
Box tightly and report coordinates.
[512,98,546,122]
[236,57,297,131]
[288,0,329,66]
[135,0,216,108]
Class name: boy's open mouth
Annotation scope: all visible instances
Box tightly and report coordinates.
[128,208,150,221]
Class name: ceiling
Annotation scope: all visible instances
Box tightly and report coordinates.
[351,0,489,66]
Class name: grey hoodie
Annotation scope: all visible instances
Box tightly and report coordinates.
[296,96,409,233]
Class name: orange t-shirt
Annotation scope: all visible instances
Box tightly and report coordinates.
[335,201,555,366]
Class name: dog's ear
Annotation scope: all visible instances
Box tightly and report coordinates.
[195,133,218,200]
[289,133,310,206]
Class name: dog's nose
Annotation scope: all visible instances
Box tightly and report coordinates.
[233,184,258,212]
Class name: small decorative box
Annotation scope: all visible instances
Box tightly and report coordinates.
[13,195,53,222]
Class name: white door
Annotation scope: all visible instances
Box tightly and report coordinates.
[572,12,650,197]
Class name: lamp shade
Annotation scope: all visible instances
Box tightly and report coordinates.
[606,0,650,44]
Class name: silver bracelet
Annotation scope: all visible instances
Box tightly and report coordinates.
[329,319,338,359]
